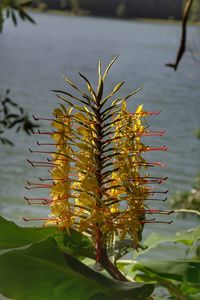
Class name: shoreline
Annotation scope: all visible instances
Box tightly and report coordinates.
[27,8,200,26]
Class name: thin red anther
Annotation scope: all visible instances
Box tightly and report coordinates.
[138,130,165,137]
[133,111,161,116]
[33,129,54,135]
[31,151,73,161]
[27,180,54,187]
[145,146,168,152]
[146,197,168,201]
[146,111,161,115]
[129,176,167,184]
[143,209,174,215]
[167,210,174,215]
[33,115,54,121]
[53,115,68,119]
[140,218,173,224]
[140,218,156,224]
[121,197,168,202]
[25,186,48,190]
[29,149,55,155]
[148,162,167,167]
[39,177,52,181]
[28,160,53,165]
[47,157,71,162]
[27,159,35,167]
[150,220,173,224]
[26,200,45,205]
[134,161,167,167]
[149,190,169,195]
[159,176,168,183]
[49,157,77,163]
[24,196,51,202]
[27,159,55,167]
[39,177,69,182]
[31,164,54,168]
[37,141,65,146]
[23,217,57,222]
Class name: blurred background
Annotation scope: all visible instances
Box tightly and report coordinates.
[0,0,200,257]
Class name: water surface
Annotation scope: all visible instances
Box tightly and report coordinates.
[0,13,199,259]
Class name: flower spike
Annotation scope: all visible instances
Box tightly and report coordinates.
[26,57,170,278]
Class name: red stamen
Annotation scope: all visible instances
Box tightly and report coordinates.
[29,149,73,160]
[146,197,168,202]
[24,196,51,203]
[134,162,167,167]
[148,189,169,195]
[145,146,168,152]
[142,209,174,215]
[33,115,54,121]
[33,129,54,135]
[129,176,168,184]
[37,141,65,146]
[23,217,57,222]
[133,111,161,116]
[143,220,173,224]
[27,180,52,187]
[29,148,53,154]
[27,159,55,167]
[138,130,165,137]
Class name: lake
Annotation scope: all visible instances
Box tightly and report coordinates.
[0,13,199,263]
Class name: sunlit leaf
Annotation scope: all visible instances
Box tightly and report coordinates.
[0,238,154,300]
[0,216,55,250]
[132,259,200,284]
[132,225,200,258]
[0,216,93,258]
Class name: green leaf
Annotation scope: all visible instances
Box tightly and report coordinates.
[187,293,200,300]
[96,60,104,101]
[0,216,56,250]
[55,229,94,259]
[101,81,124,107]
[78,72,97,100]
[0,238,154,300]
[133,259,200,284]
[179,282,200,300]
[52,89,90,107]
[132,225,200,258]
[0,216,94,258]
[11,11,17,26]
[193,225,200,247]
[103,55,119,80]
[20,10,36,24]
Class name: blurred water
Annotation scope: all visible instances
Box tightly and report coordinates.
[0,13,199,256]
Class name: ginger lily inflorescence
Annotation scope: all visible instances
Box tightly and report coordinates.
[25,57,172,281]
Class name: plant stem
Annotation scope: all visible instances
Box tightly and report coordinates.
[93,82,129,282]
[97,228,129,282]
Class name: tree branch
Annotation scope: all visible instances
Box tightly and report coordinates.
[166,0,194,71]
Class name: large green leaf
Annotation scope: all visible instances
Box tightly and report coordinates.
[133,225,200,258]
[131,260,200,300]
[192,225,200,248]
[0,216,93,258]
[0,216,56,250]
[133,259,200,284]
[0,238,154,300]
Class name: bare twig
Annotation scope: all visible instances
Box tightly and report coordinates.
[166,0,194,71]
